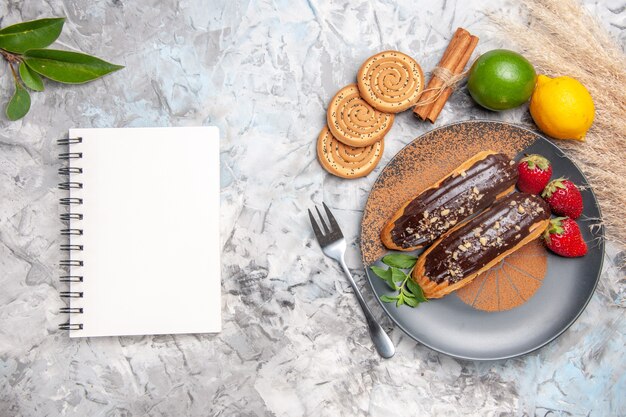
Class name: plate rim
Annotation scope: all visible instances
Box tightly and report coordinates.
[361,119,605,361]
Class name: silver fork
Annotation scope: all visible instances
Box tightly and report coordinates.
[308,202,395,359]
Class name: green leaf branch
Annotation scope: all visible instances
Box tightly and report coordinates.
[371,253,428,308]
[0,17,123,120]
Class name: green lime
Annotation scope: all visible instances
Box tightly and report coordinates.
[467,49,536,111]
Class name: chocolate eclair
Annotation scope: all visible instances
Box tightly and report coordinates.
[381,151,518,251]
[412,192,550,299]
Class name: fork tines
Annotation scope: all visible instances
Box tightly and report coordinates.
[308,202,343,244]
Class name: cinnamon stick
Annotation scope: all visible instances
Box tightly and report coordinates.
[414,27,479,123]
[426,34,479,122]
[414,28,467,119]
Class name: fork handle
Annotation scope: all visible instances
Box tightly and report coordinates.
[338,257,395,359]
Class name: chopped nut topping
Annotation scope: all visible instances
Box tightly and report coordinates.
[473,227,482,237]
[406,227,414,234]
[494,221,500,230]
[423,211,429,219]
[517,205,525,214]
[459,207,465,214]
[496,237,503,244]
[479,237,488,245]
[460,171,467,177]
[458,244,467,252]
[515,225,521,231]
[441,209,450,216]
[452,252,458,260]
[472,186,479,194]
[515,234,521,239]
[450,219,457,225]
[430,217,439,223]
[464,241,472,248]
[443,222,450,229]
[510,200,517,206]
[510,160,515,165]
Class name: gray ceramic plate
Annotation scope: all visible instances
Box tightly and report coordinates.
[361,121,604,361]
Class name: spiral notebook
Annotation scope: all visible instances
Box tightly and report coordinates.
[58,127,221,337]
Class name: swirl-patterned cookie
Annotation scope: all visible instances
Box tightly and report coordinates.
[357,50,424,113]
[327,84,394,147]
[317,125,384,179]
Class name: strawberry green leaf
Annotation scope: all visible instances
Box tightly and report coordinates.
[382,253,417,269]
[23,49,123,84]
[19,61,44,91]
[521,154,550,170]
[0,18,64,53]
[542,178,567,197]
[543,217,567,243]
[6,82,31,120]
[549,217,566,234]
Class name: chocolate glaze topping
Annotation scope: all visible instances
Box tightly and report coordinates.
[423,193,550,284]
[391,153,518,248]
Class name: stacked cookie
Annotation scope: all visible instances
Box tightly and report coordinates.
[317,51,424,179]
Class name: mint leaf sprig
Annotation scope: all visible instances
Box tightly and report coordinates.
[371,254,427,308]
[0,17,123,120]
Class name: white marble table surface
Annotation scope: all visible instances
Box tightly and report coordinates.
[0,0,624,416]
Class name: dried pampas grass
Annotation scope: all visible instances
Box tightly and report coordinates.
[492,0,626,248]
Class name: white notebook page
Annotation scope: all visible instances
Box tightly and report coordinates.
[67,127,221,337]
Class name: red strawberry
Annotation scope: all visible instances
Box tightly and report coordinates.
[543,217,587,257]
[517,154,552,194]
[541,178,583,219]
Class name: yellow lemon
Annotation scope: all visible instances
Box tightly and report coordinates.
[529,75,595,141]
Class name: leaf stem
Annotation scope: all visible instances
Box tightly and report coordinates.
[1,49,23,84]
[400,274,409,290]
[399,266,415,290]
[0,49,22,64]
[8,61,19,83]
[402,265,415,287]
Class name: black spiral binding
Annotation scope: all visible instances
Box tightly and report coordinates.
[58,137,84,331]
